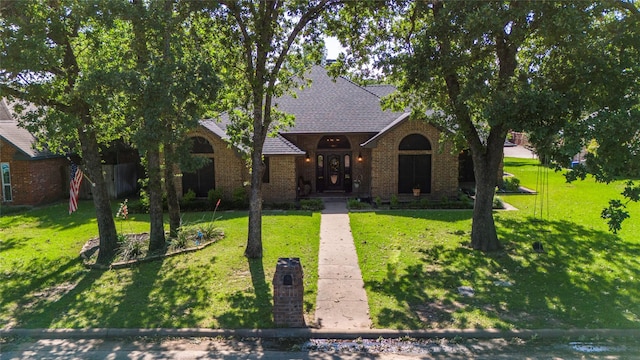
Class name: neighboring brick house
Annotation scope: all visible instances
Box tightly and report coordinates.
[180,66,460,203]
[0,98,68,206]
[1,99,139,206]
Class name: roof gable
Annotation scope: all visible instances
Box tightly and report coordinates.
[0,99,58,160]
[273,66,405,133]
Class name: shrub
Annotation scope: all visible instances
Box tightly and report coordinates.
[138,189,150,213]
[390,194,399,208]
[199,222,223,239]
[348,198,371,210]
[265,202,297,210]
[493,196,505,209]
[374,196,382,208]
[299,199,324,211]
[207,188,224,209]
[232,187,248,208]
[169,230,191,251]
[182,189,196,204]
[126,198,146,214]
[503,177,521,192]
[118,236,144,261]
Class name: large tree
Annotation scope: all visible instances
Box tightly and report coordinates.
[210,0,339,258]
[127,0,221,249]
[547,1,640,233]
[331,0,634,251]
[0,0,128,264]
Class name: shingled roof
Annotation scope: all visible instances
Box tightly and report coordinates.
[272,66,405,134]
[208,66,410,154]
[199,119,305,156]
[0,99,59,160]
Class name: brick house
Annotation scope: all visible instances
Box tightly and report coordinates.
[1,98,68,206]
[180,66,460,203]
[1,99,139,206]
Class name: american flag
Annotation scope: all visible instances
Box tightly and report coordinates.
[69,162,83,214]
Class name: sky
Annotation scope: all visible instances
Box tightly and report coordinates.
[324,37,345,60]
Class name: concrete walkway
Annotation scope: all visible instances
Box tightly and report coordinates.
[315,200,371,329]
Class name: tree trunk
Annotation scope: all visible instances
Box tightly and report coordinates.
[164,144,181,238]
[245,149,264,259]
[470,135,504,252]
[78,129,118,264]
[147,147,166,252]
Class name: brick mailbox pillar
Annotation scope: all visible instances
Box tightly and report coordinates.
[272,257,305,327]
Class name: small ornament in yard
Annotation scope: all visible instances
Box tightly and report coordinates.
[116,199,130,235]
[196,230,203,246]
[116,199,128,220]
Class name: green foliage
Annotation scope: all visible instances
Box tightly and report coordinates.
[390,194,399,208]
[493,196,505,210]
[169,231,190,252]
[231,187,248,209]
[207,188,224,208]
[118,236,144,261]
[264,202,297,210]
[182,189,196,205]
[601,200,630,234]
[374,196,382,208]
[502,177,521,192]
[332,0,640,251]
[299,199,324,211]
[601,181,640,233]
[210,0,341,257]
[347,198,371,210]
[198,222,223,241]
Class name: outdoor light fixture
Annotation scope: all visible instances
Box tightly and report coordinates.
[305,153,311,162]
[357,152,363,162]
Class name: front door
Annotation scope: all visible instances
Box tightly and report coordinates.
[326,154,342,191]
[316,152,352,192]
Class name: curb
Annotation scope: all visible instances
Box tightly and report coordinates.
[2,328,640,340]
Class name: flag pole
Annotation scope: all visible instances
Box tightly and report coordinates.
[82,172,96,187]
[66,157,95,187]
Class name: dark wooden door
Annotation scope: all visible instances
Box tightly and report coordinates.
[398,155,431,193]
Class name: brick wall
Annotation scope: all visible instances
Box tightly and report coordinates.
[1,139,67,205]
[185,123,459,203]
[370,119,459,200]
[262,155,298,202]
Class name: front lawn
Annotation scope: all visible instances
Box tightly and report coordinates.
[2,157,639,330]
[351,158,640,329]
[0,205,320,329]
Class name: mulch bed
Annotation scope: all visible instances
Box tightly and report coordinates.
[80,232,222,270]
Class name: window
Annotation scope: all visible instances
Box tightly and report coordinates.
[399,134,431,150]
[398,134,432,194]
[182,137,215,197]
[1,163,12,202]
[318,135,351,149]
[191,136,214,153]
[262,157,270,183]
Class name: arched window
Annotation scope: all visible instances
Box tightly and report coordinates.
[317,135,351,149]
[399,134,431,150]
[191,136,214,153]
[398,134,432,194]
[183,136,215,197]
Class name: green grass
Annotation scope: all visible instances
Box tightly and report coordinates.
[0,204,319,329]
[351,158,640,330]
